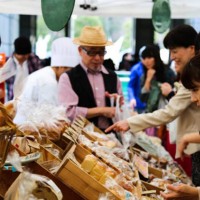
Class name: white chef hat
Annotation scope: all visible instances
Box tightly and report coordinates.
[51,37,80,67]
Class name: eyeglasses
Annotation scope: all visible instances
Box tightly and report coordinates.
[81,47,107,57]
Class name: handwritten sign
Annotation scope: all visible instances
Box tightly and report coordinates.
[133,154,149,178]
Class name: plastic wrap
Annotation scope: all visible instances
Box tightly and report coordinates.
[104,176,139,200]
[12,135,40,154]
[4,150,63,200]
[135,132,173,161]
[83,123,122,148]
[93,146,135,179]
[14,101,70,141]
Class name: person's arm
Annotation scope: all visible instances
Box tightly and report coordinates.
[160,184,199,200]
[106,84,192,134]
[86,107,115,119]
[161,82,174,100]
[177,132,200,159]
[142,69,155,92]
[127,84,192,133]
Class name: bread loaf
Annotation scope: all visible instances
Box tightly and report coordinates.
[90,161,107,180]
[81,154,98,173]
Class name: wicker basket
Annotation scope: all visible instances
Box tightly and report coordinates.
[0,103,16,169]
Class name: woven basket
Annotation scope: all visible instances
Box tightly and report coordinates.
[0,103,16,169]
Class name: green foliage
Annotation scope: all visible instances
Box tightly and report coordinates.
[122,19,133,51]
[73,16,103,37]
[72,16,133,52]
[37,16,50,38]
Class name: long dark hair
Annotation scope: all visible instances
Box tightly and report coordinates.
[181,53,200,90]
[141,45,166,83]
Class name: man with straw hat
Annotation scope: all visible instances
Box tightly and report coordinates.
[58,26,123,131]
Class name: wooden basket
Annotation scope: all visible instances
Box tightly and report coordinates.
[56,144,121,200]
[0,103,16,169]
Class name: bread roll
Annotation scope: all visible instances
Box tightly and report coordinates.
[4,101,16,119]
[99,167,117,185]
[81,154,98,173]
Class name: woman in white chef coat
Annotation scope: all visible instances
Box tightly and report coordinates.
[17,37,80,105]
[13,37,80,123]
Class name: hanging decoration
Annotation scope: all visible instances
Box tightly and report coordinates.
[79,0,98,11]
[152,0,171,33]
[41,0,75,31]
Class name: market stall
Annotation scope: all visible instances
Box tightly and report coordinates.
[0,103,193,200]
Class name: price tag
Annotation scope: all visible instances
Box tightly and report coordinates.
[133,154,149,178]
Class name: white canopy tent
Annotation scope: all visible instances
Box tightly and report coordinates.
[0,0,200,18]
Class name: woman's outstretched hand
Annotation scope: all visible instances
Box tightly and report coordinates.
[105,119,130,133]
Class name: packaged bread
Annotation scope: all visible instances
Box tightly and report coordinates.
[4,100,16,119]
[90,161,107,180]
[17,122,42,142]
[150,178,172,189]
[105,177,134,200]
[115,174,136,193]
[106,167,118,178]
[81,154,98,173]
[12,135,40,154]
[99,167,118,185]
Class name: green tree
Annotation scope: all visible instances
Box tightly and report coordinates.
[73,16,103,37]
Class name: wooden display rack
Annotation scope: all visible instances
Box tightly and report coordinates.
[56,144,121,200]
[0,144,83,200]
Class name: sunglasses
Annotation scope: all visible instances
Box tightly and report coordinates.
[81,47,107,57]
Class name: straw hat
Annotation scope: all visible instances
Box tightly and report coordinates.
[73,26,113,47]
[51,37,80,67]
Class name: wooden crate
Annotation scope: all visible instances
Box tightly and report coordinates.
[56,144,121,200]
[1,144,83,200]
[142,181,164,195]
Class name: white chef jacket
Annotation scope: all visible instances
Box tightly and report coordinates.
[19,66,58,105]
[13,56,29,98]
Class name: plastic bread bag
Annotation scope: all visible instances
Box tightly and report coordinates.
[4,99,18,119]
[83,122,95,132]
[83,123,109,141]
[115,173,139,195]
[111,131,136,161]
[98,192,116,200]
[12,135,40,154]
[77,134,98,151]
[5,171,63,200]
[14,101,70,141]
[104,133,123,148]
[4,150,63,200]
[111,95,132,123]
[17,121,42,142]
[104,176,139,200]
[94,146,135,179]
[135,132,173,161]
[111,146,130,162]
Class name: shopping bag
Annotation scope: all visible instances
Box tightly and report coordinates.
[168,119,177,144]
